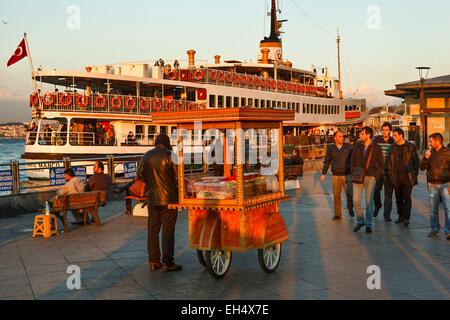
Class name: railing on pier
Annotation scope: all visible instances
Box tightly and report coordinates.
[0,143,333,196]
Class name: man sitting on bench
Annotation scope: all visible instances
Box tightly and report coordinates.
[53,168,85,225]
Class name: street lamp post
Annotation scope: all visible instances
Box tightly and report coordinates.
[416,66,431,151]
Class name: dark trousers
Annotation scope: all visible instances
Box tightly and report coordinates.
[394,177,413,222]
[148,206,178,265]
[374,174,394,218]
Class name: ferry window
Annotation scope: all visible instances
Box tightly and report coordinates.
[282,102,286,109]
[234,97,239,108]
[218,96,224,108]
[209,95,216,108]
[226,96,232,108]
[135,125,144,144]
[241,97,246,107]
[160,126,168,135]
[297,103,300,113]
[248,98,253,107]
[287,102,291,110]
[255,99,260,108]
[273,101,276,109]
[261,100,265,108]
[148,126,157,145]
[278,101,282,109]
[303,104,306,113]
[39,118,68,146]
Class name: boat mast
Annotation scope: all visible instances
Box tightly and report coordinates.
[337,30,343,99]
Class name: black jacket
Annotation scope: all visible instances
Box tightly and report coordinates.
[138,145,179,206]
[420,147,450,184]
[351,142,384,179]
[322,143,354,176]
[386,141,419,187]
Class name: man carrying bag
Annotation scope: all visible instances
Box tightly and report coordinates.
[351,127,384,234]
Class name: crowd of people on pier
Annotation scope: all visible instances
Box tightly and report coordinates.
[321,122,450,239]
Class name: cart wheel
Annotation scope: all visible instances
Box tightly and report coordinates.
[204,250,233,279]
[197,250,207,268]
[258,243,282,273]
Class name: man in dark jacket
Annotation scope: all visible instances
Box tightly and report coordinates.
[386,128,419,227]
[351,127,384,234]
[138,134,182,272]
[85,161,112,193]
[420,133,450,240]
[372,122,395,221]
[321,130,354,220]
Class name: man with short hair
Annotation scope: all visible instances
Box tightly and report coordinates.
[138,134,182,272]
[351,127,384,234]
[373,122,395,221]
[321,131,354,220]
[54,168,86,225]
[85,161,112,193]
[386,128,419,227]
[420,133,450,240]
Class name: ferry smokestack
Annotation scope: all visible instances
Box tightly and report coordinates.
[261,49,270,64]
[214,55,221,64]
[187,50,196,68]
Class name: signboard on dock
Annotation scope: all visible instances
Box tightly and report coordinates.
[0,170,13,192]
[124,162,137,179]
[50,167,87,187]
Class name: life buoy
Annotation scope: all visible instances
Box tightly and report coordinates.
[95,96,107,108]
[168,70,178,81]
[76,95,89,108]
[225,72,233,83]
[240,75,247,86]
[176,101,185,111]
[194,69,205,81]
[208,70,217,82]
[233,74,241,85]
[187,102,195,111]
[140,98,150,111]
[59,93,73,107]
[153,98,162,112]
[164,99,174,112]
[217,71,225,82]
[247,75,254,86]
[271,80,277,90]
[42,93,54,107]
[125,97,136,111]
[30,93,39,107]
[111,96,122,110]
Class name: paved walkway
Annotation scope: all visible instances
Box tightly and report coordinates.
[0,172,449,300]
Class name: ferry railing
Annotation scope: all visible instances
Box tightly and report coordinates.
[35,93,206,115]
[163,68,327,97]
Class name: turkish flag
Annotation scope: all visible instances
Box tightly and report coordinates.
[7,39,28,67]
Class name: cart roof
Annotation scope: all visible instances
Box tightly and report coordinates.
[152,108,295,124]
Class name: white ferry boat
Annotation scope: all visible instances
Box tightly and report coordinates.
[23,0,366,178]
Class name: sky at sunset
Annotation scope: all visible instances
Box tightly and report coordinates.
[1,0,449,122]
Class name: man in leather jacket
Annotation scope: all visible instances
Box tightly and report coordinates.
[138,133,182,272]
[420,133,450,240]
[385,128,419,227]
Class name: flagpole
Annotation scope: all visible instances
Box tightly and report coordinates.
[23,33,37,93]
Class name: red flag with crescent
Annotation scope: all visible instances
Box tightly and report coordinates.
[7,39,28,67]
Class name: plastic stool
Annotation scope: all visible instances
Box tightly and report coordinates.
[32,214,59,239]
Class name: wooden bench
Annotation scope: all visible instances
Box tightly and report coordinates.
[284,165,304,181]
[51,191,107,233]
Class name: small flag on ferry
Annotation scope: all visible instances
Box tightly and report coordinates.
[7,38,28,67]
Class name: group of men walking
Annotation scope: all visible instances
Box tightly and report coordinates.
[321,123,450,239]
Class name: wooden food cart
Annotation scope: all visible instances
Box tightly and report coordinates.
[152,108,295,279]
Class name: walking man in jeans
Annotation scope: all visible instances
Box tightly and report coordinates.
[351,127,384,234]
[420,133,450,240]
[138,134,183,272]
[321,130,354,220]
[385,128,419,227]
[373,122,395,221]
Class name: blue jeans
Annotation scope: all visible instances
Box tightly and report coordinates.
[353,176,377,228]
[428,183,450,234]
